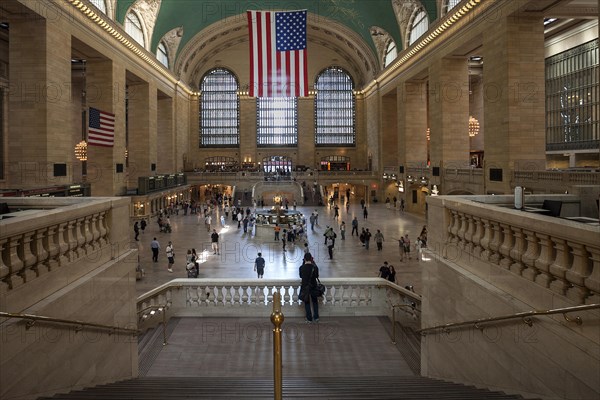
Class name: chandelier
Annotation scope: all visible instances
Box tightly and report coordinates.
[468,116,480,137]
[74,140,88,161]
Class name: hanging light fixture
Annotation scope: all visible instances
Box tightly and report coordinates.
[426,127,430,141]
[468,116,480,137]
[75,140,88,161]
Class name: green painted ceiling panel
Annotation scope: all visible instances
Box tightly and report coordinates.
[116,0,439,59]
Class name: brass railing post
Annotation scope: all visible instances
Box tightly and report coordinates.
[271,291,284,400]
[162,307,167,346]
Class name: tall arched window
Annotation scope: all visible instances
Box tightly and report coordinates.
[408,8,429,46]
[199,68,240,147]
[157,42,169,68]
[384,41,397,68]
[444,0,461,14]
[89,0,107,14]
[315,67,355,146]
[125,11,144,46]
[257,98,298,147]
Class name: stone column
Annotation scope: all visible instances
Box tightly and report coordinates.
[428,57,470,191]
[482,15,545,194]
[157,94,174,173]
[8,14,73,188]
[86,60,127,196]
[127,80,157,189]
[398,80,428,170]
[381,92,398,170]
[297,97,315,169]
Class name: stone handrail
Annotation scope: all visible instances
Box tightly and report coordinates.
[137,278,421,330]
[513,170,600,186]
[0,198,129,291]
[431,196,600,305]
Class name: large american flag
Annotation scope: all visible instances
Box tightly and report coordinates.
[88,107,115,147]
[247,10,308,97]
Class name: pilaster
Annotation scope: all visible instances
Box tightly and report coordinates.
[127,80,157,189]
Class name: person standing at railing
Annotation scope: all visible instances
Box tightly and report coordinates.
[299,253,320,323]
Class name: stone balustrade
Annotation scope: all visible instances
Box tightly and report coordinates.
[428,195,600,305]
[137,278,420,330]
[0,198,130,292]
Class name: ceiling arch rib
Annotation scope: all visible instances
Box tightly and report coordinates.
[174,12,379,90]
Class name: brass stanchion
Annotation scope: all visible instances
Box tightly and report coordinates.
[271,291,284,400]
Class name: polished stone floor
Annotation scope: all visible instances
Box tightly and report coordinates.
[134,203,427,297]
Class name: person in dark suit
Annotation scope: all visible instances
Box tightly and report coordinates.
[299,253,320,323]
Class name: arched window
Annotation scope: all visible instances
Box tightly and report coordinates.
[408,8,428,46]
[444,0,461,14]
[314,67,355,146]
[384,41,397,68]
[199,68,240,147]
[157,42,169,67]
[89,0,107,14]
[256,98,298,147]
[125,11,144,46]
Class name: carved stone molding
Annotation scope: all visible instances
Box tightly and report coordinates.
[129,0,162,51]
[370,26,395,70]
[161,26,184,70]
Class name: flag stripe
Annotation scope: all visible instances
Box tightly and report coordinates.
[247,10,308,97]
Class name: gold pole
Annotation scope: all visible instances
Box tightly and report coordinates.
[271,291,284,400]
[162,308,167,346]
[392,305,397,344]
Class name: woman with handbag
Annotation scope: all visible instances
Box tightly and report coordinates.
[299,253,320,323]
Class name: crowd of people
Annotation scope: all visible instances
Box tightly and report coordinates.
[136,191,426,323]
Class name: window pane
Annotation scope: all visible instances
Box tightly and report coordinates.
[545,39,599,151]
[445,0,461,14]
[199,68,240,147]
[315,67,355,146]
[89,0,106,14]
[409,9,428,45]
[157,42,168,67]
[384,41,397,68]
[125,12,144,46]
[257,98,298,147]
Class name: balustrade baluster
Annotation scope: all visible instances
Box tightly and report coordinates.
[98,211,109,247]
[533,233,555,287]
[56,222,70,266]
[64,220,77,261]
[241,285,249,304]
[488,221,503,264]
[584,245,600,304]
[333,285,342,305]
[0,238,11,290]
[90,213,101,250]
[471,216,484,258]
[83,215,94,254]
[224,285,233,305]
[565,242,591,304]
[33,228,49,275]
[464,214,476,254]
[498,224,514,270]
[522,229,540,282]
[45,225,60,271]
[509,227,527,276]
[548,238,571,295]
[75,218,86,258]
[18,232,37,283]
[478,218,492,261]
[456,213,467,249]
[342,285,351,305]
[283,286,291,305]
[448,210,460,244]
[258,286,266,304]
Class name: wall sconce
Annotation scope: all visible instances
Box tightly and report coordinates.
[396,181,404,193]
[419,176,429,185]
[383,173,389,180]
[406,175,416,183]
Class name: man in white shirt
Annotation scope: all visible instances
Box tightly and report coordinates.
[166,241,175,272]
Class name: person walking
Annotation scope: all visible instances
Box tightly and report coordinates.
[374,229,384,251]
[340,221,346,240]
[309,213,316,231]
[150,237,160,262]
[299,253,320,323]
[351,217,358,236]
[133,221,139,241]
[205,214,212,232]
[166,241,175,273]
[364,228,372,250]
[363,206,368,220]
[211,229,220,255]
[254,252,265,278]
[326,235,335,259]
[274,224,281,241]
[140,219,147,234]
[378,261,391,280]
[334,204,340,219]
[388,265,397,283]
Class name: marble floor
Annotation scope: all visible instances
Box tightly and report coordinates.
[134,203,427,297]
